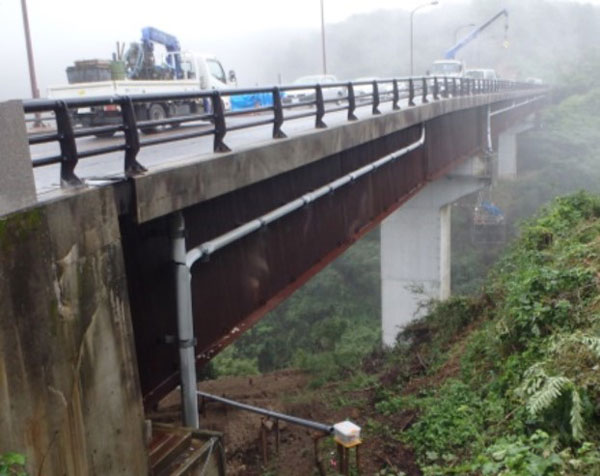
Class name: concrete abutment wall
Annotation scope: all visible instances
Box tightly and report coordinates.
[0,187,148,475]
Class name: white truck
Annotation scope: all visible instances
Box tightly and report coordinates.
[47,28,236,136]
[430,60,466,78]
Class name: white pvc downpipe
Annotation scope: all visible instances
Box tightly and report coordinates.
[489,95,544,118]
[171,211,200,429]
[486,104,493,152]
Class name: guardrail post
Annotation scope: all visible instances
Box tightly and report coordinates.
[272,87,287,139]
[452,78,457,97]
[408,79,415,106]
[443,77,449,99]
[212,91,231,152]
[347,82,358,120]
[372,80,381,115]
[54,100,82,187]
[120,96,146,176]
[315,84,327,128]
[433,77,439,100]
[421,78,429,103]
[392,80,400,110]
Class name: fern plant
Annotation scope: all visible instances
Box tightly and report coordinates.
[518,363,584,440]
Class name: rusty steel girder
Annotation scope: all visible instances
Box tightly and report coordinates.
[120,102,541,407]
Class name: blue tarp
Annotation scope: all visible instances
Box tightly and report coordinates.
[482,201,503,217]
[230,92,276,110]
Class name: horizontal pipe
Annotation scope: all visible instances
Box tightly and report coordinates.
[32,155,62,167]
[490,95,545,117]
[28,132,60,145]
[185,124,425,268]
[197,391,333,434]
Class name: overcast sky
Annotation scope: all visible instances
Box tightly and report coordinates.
[1,0,599,100]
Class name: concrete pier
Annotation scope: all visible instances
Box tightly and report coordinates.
[381,156,490,346]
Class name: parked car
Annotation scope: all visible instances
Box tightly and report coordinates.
[464,68,498,80]
[352,77,393,103]
[283,74,346,105]
[525,77,544,85]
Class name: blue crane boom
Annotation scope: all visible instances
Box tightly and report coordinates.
[141,27,181,52]
[140,26,183,78]
[444,9,508,60]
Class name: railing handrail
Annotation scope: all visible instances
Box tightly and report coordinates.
[22,75,549,188]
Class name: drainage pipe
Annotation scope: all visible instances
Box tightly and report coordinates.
[171,211,200,428]
[197,391,333,434]
[489,95,544,117]
[486,104,493,152]
[186,124,426,268]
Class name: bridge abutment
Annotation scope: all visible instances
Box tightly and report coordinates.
[0,188,148,475]
[381,156,490,346]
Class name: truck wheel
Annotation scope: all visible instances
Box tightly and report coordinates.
[141,104,166,134]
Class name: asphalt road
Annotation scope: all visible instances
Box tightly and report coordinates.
[30,98,418,199]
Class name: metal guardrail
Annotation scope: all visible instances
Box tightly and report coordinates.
[22,76,541,187]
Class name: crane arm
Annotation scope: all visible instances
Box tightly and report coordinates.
[141,27,181,52]
[140,26,183,79]
[444,9,508,59]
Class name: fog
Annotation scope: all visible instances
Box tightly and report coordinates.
[1,0,600,100]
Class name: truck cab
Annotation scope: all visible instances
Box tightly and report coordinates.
[431,60,465,78]
[163,52,235,90]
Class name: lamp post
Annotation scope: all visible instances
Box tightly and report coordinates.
[20,0,40,99]
[320,0,327,75]
[410,0,439,76]
[454,23,476,44]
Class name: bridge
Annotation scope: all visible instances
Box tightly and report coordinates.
[0,77,550,474]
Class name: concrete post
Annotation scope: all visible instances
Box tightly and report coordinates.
[381,159,489,346]
[0,101,36,215]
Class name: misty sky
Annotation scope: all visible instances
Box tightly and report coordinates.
[1,0,599,100]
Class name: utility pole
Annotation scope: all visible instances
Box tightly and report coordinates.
[20,0,40,99]
[320,0,327,75]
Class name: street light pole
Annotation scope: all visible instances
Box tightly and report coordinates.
[20,0,40,99]
[410,0,439,76]
[320,0,327,75]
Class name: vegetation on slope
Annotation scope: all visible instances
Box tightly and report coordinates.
[371,192,600,475]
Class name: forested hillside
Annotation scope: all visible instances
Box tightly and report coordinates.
[214,0,600,86]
